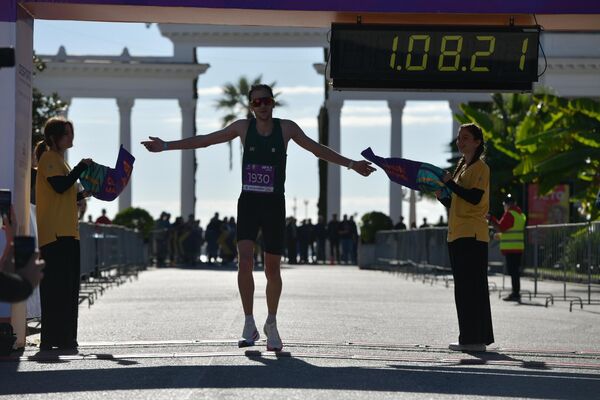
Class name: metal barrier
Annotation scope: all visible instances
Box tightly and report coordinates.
[525,222,600,310]
[78,222,147,306]
[373,223,600,311]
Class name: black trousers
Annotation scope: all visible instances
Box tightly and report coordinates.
[505,253,522,295]
[39,237,80,348]
[448,238,494,345]
[329,238,340,262]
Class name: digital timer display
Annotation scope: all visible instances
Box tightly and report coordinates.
[330,24,540,91]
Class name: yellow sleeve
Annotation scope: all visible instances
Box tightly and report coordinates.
[470,161,489,191]
[38,152,65,179]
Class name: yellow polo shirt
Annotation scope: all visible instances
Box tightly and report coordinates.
[447,159,490,243]
[36,150,79,247]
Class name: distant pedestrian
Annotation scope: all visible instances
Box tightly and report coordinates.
[339,214,353,264]
[95,208,111,225]
[394,216,407,230]
[488,194,526,302]
[314,216,327,263]
[327,214,340,264]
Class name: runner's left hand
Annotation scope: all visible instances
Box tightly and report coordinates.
[352,160,376,177]
[141,136,165,153]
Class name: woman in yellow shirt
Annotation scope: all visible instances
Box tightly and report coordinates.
[36,117,92,352]
[437,123,494,352]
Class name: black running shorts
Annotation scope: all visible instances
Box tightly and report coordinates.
[237,192,286,255]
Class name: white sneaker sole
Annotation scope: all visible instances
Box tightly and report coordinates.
[238,330,260,348]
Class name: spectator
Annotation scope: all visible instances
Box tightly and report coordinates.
[314,216,327,264]
[297,219,310,264]
[285,217,297,264]
[36,116,92,352]
[306,218,316,264]
[394,216,407,230]
[435,216,447,227]
[206,213,221,264]
[327,214,340,264]
[349,215,359,264]
[339,214,353,264]
[419,217,430,228]
[95,208,111,225]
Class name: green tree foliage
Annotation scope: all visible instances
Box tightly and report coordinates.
[214,75,284,169]
[455,94,533,216]
[32,53,68,146]
[360,211,393,244]
[113,207,155,241]
[514,94,600,219]
[456,93,600,220]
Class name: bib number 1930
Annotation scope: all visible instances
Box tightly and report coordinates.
[243,164,275,193]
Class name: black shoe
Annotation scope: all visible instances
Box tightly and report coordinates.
[503,293,521,302]
[56,346,79,355]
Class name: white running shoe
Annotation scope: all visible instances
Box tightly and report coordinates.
[238,322,260,348]
[263,321,283,352]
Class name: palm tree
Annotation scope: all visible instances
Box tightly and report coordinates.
[514,94,600,219]
[457,92,600,220]
[455,93,534,216]
[214,75,284,169]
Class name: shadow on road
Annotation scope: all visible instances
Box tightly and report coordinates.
[1,352,598,399]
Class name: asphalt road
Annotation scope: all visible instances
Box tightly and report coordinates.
[1,264,599,399]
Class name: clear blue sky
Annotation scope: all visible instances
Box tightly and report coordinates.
[34,20,452,226]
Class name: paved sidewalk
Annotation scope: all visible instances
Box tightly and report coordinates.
[1,264,599,399]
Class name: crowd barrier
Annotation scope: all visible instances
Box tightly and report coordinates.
[78,222,147,306]
[373,223,600,311]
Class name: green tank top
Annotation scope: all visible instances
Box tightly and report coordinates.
[241,118,287,195]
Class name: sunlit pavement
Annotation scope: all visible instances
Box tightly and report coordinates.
[2,264,599,399]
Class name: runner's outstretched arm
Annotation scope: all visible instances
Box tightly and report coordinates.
[141,120,243,152]
[288,121,376,177]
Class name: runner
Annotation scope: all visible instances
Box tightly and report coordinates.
[142,84,375,351]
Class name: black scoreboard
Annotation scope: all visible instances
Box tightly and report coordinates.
[330,24,540,91]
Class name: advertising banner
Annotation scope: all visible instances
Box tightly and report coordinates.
[527,183,570,225]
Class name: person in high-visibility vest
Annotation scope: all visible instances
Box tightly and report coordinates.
[488,195,527,302]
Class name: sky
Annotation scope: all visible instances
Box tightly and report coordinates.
[33,20,454,227]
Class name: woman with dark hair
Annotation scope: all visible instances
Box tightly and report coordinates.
[36,117,92,352]
[436,123,494,352]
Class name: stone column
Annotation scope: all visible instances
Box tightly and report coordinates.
[116,97,134,211]
[388,99,406,224]
[179,98,197,218]
[61,97,72,163]
[448,100,462,159]
[409,189,417,229]
[326,99,342,220]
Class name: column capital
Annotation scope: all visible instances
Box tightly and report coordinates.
[116,97,135,110]
[387,99,406,111]
[448,100,463,113]
[325,98,343,113]
[178,98,197,113]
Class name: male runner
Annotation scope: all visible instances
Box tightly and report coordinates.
[142,84,375,351]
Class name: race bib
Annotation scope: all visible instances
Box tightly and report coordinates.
[243,164,275,193]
